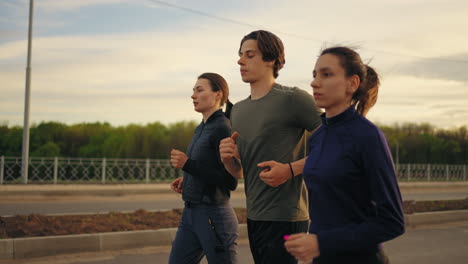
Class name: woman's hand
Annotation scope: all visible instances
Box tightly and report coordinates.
[170,149,188,169]
[284,233,320,263]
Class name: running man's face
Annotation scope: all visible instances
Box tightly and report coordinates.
[191,78,221,114]
[237,39,274,83]
[310,54,357,115]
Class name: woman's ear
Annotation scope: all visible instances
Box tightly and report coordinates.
[347,75,360,94]
[216,90,223,100]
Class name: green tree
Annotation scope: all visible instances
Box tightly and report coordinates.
[2,120,464,164]
[1,126,23,156]
[31,141,61,157]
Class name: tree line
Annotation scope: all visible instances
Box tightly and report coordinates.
[0,121,197,159]
[379,123,467,164]
[0,121,467,164]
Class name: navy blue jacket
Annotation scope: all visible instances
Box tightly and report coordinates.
[303,106,405,256]
[182,109,237,205]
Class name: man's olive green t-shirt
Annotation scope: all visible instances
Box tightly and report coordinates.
[231,83,322,221]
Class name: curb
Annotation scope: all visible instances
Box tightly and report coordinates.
[405,209,468,227]
[0,184,179,197]
[0,228,179,259]
[2,210,468,260]
[0,184,236,197]
[0,225,247,260]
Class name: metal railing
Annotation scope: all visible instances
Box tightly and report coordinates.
[0,156,183,184]
[395,163,467,182]
[0,156,466,184]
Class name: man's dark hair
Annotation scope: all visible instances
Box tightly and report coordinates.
[239,30,285,78]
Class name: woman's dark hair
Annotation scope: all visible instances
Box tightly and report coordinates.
[321,46,380,116]
[239,30,285,79]
[197,72,233,118]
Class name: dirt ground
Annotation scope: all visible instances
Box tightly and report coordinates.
[0,207,248,239]
[1,199,467,239]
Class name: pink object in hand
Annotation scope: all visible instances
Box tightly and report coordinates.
[283,235,290,240]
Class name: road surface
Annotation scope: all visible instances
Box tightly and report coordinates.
[1,191,467,216]
[2,221,468,264]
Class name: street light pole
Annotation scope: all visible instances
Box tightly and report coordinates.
[21,0,34,184]
[396,140,399,169]
[391,137,400,173]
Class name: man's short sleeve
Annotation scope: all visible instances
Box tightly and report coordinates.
[292,88,322,131]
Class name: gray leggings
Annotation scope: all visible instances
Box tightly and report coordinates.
[169,203,238,264]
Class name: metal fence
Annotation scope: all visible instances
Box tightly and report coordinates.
[0,156,466,184]
[0,156,183,184]
[395,163,467,182]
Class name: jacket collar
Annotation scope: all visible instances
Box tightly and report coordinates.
[204,109,224,124]
[321,105,357,127]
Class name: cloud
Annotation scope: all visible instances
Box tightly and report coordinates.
[1,0,468,128]
[0,25,249,126]
[366,74,468,128]
[0,30,25,41]
[36,0,130,12]
[396,53,468,83]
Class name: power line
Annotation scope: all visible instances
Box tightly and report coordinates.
[145,0,323,42]
[146,0,468,64]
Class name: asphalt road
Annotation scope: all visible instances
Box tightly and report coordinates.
[1,191,467,216]
[3,222,468,264]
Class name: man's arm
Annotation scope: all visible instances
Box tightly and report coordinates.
[290,157,306,177]
[223,156,243,179]
[257,126,319,187]
[219,132,243,179]
[257,157,307,187]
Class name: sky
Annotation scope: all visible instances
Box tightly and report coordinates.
[1,0,467,129]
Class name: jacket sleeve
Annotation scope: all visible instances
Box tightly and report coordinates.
[182,122,238,190]
[316,128,405,254]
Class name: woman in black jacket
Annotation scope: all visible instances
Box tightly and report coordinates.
[169,72,239,264]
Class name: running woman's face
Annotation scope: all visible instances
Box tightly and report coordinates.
[191,78,221,114]
[237,39,274,83]
[310,54,358,117]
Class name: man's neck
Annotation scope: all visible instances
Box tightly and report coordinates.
[250,77,276,100]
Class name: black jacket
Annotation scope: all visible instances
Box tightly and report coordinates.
[182,109,237,205]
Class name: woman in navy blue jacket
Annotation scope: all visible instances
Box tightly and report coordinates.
[169,73,238,264]
[285,47,405,264]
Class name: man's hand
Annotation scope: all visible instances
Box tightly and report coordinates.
[257,160,292,187]
[219,132,243,179]
[219,132,240,163]
[170,177,183,194]
[284,233,319,263]
[170,149,188,169]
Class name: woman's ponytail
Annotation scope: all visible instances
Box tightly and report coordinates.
[355,65,379,116]
[225,99,233,119]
